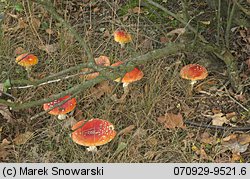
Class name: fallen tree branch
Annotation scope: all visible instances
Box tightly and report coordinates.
[9,62,90,86]
[10,69,94,89]
[0,43,186,110]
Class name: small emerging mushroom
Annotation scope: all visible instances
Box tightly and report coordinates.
[43,95,77,120]
[111,61,143,101]
[15,53,38,78]
[71,118,116,152]
[113,29,132,48]
[83,55,110,80]
[180,64,208,94]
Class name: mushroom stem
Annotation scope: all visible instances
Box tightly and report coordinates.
[25,67,32,79]
[123,83,129,95]
[58,114,67,120]
[111,83,130,103]
[87,146,97,152]
[190,80,196,91]
[120,43,125,49]
[188,80,196,96]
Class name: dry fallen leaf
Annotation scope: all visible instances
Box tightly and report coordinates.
[157,112,185,129]
[118,125,135,136]
[167,28,185,36]
[238,134,250,145]
[192,145,210,160]
[0,105,13,122]
[211,113,228,126]
[203,112,229,126]
[199,148,209,160]
[13,131,34,145]
[231,153,241,162]
[0,139,12,161]
[222,134,249,154]
[223,142,249,154]
[89,81,113,100]
[93,7,100,13]
[226,112,237,119]
[222,134,237,142]
[200,132,216,145]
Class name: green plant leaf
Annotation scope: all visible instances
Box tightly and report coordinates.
[3,79,11,92]
[14,4,23,12]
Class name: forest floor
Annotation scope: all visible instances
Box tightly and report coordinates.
[0,0,250,163]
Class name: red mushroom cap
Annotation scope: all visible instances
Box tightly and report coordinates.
[71,118,116,147]
[43,95,77,116]
[180,64,208,81]
[111,61,144,84]
[113,30,132,45]
[16,53,38,68]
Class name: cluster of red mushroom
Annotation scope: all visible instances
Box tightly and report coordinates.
[15,29,209,153]
[42,95,116,151]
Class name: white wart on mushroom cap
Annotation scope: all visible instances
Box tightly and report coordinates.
[43,95,77,119]
[71,118,116,151]
[180,64,208,84]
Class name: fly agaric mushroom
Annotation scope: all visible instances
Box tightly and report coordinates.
[16,53,38,78]
[71,118,116,152]
[180,64,208,93]
[43,95,77,120]
[111,61,143,94]
[113,29,132,48]
[82,55,110,80]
